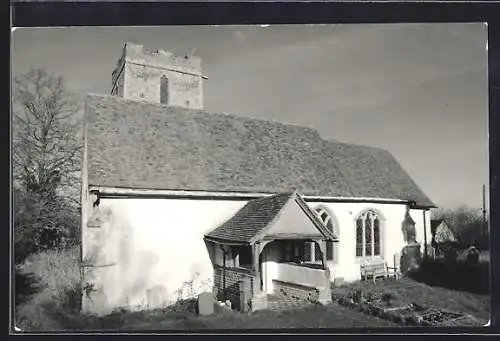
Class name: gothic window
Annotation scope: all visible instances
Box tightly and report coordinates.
[160,75,169,104]
[356,218,363,257]
[356,210,381,258]
[365,214,372,256]
[374,218,381,255]
[314,206,337,261]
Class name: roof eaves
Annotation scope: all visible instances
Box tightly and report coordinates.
[203,235,250,246]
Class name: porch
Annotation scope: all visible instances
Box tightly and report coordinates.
[206,239,333,311]
[203,192,338,312]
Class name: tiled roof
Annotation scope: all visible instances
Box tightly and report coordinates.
[84,94,435,208]
[205,192,293,244]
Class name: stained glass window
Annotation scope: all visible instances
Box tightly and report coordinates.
[365,215,372,256]
[356,211,381,258]
[374,218,380,256]
[356,218,363,257]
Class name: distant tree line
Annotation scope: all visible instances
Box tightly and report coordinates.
[13,68,82,264]
[431,205,489,251]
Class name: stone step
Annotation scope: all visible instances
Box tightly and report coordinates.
[266,294,314,311]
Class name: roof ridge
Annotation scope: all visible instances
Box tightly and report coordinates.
[86,93,322,136]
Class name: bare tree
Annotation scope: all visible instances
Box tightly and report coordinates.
[13,68,81,196]
[13,68,82,259]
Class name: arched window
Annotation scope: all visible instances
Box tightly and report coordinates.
[313,206,337,262]
[160,75,169,104]
[356,210,381,258]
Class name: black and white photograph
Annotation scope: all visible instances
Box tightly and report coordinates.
[12,23,490,331]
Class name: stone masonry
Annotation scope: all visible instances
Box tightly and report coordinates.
[111,42,204,109]
[213,265,253,310]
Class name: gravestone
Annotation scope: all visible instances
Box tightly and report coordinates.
[146,285,168,309]
[401,244,422,274]
[198,292,214,316]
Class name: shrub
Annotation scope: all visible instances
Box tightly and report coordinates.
[365,292,375,302]
[15,247,82,331]
[167,298,198,314]
[409,258,489,295]
[352,289,363,303]
[15,267,41,306]
[14,188,81,263]
[381,292,393,303]
[432,206,489,250]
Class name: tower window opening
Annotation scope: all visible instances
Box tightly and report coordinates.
[160,75,169,104]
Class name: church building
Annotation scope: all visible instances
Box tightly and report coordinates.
[81,42,436,315]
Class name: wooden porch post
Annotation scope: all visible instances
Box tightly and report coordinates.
[222,247,227,301]
[317,239,327,269]
[253,242,261,294]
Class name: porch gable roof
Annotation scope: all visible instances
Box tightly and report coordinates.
[204,191,337,245]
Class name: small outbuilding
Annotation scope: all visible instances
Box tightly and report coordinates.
[431,219,457,245]
[431,219,458,259]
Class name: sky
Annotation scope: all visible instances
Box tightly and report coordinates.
[11,24,489,210]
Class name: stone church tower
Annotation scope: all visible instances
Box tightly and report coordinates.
[110,42,205,109]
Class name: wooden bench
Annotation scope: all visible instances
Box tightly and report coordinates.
[360,260,389,284]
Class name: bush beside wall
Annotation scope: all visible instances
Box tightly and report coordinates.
[15,247,82,331]
[409,259,489,295]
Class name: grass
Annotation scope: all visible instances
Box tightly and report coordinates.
[14,248,490,331]
[53,302,399,331]
[14,247,396,331]
[332,277,490,323]
[130,303,400,330]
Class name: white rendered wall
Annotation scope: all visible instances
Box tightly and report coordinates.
[308,202,429,282]
[83,196,430,313]
[83,198,247,312]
